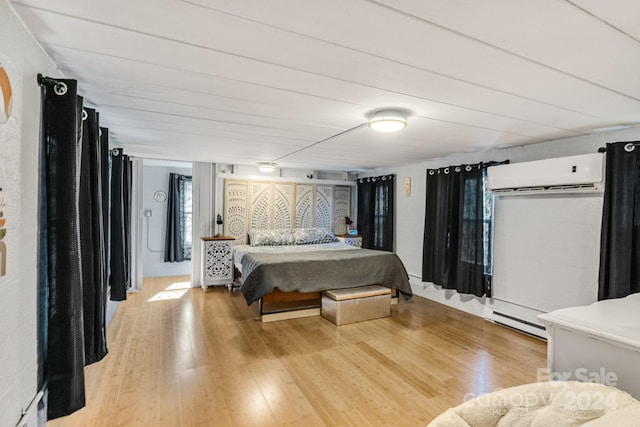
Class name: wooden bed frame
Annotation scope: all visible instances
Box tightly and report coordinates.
[235,262,325,322]
[256,287,399,322]
[258,289,322,322]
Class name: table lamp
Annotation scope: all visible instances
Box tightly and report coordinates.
[216,214,223,237]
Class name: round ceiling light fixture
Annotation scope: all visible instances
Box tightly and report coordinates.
[257,162,277,173]
[368,109,407,132]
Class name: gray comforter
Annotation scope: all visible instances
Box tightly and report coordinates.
[240,248,412,305]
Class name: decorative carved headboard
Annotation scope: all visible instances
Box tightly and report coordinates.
[223,179,351,244]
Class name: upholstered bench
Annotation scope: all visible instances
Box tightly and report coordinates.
[321,285,391,325]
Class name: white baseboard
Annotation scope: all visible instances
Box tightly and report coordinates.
[408,275,485,317]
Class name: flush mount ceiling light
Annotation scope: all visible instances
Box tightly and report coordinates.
[368,110,408,132]
[257,162,277,173]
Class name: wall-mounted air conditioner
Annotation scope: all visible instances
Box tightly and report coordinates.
[487,153,604,195]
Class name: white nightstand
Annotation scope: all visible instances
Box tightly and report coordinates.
[201,237,235,290]
[336,235,362,248]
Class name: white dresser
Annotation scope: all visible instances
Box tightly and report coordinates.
[201,237,235,290]
[538,293,640,399]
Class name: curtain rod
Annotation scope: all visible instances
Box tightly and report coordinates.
[36,73,63,86]
[426,159,509,172]
[357,173,395,183]
[37,73,68,95]
[598,141,640,153]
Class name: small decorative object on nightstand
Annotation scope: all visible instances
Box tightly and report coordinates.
[215,214,223,237]
[201,236,235,290]
[344,215,353,235]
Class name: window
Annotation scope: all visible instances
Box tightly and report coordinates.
[165,173,192,262]
[422,163,499,297]
[357,175,395,252]
[179,176,192,260]
[461,170,494,275]
[482,171,494,277]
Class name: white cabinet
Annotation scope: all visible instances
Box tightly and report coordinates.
[201,237,234,290]
[337,235,362,248]
[538,293,640,399]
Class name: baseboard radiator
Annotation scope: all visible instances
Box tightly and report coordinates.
[484,299,548,339]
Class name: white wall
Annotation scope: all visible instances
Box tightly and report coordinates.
[0,2,60,425]
[1,2,638,422]
[142,162,192,278]
[192,162,216,287]
[366,126,640,317]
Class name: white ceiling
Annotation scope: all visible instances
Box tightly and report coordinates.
[10,0,640,172]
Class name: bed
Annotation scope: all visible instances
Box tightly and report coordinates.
[234,228,413,320]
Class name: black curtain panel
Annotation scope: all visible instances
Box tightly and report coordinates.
[109,149,131,301]
[96,125,110,358]
[357,174,395,252]
[37,105,48,393]
[455,165,488,296]
[164,173,192,262]
[422,166,458,289]
[165,173,183,262]
[357,178,373,248]
[100,126,110,281]
[598,141,640,300]
[124,155,132,287]
[422,163,498,297]
[39,76,86,419]
[79,107,108,365]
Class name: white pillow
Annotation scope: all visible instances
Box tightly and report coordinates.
[248,229,295,246]
[293,228,337,245]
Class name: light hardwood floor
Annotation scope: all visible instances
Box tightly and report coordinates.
[48,276,546,427]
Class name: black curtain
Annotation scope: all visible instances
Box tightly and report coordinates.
[39,74,117,420]
[164,173,192,262]
[598,141,640,300]
[109,148,131,301]
[357,174,395,251]
[422,163,496,297]
[39,77,86,419]
[100,127,110,284]
[79,108,109,365]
